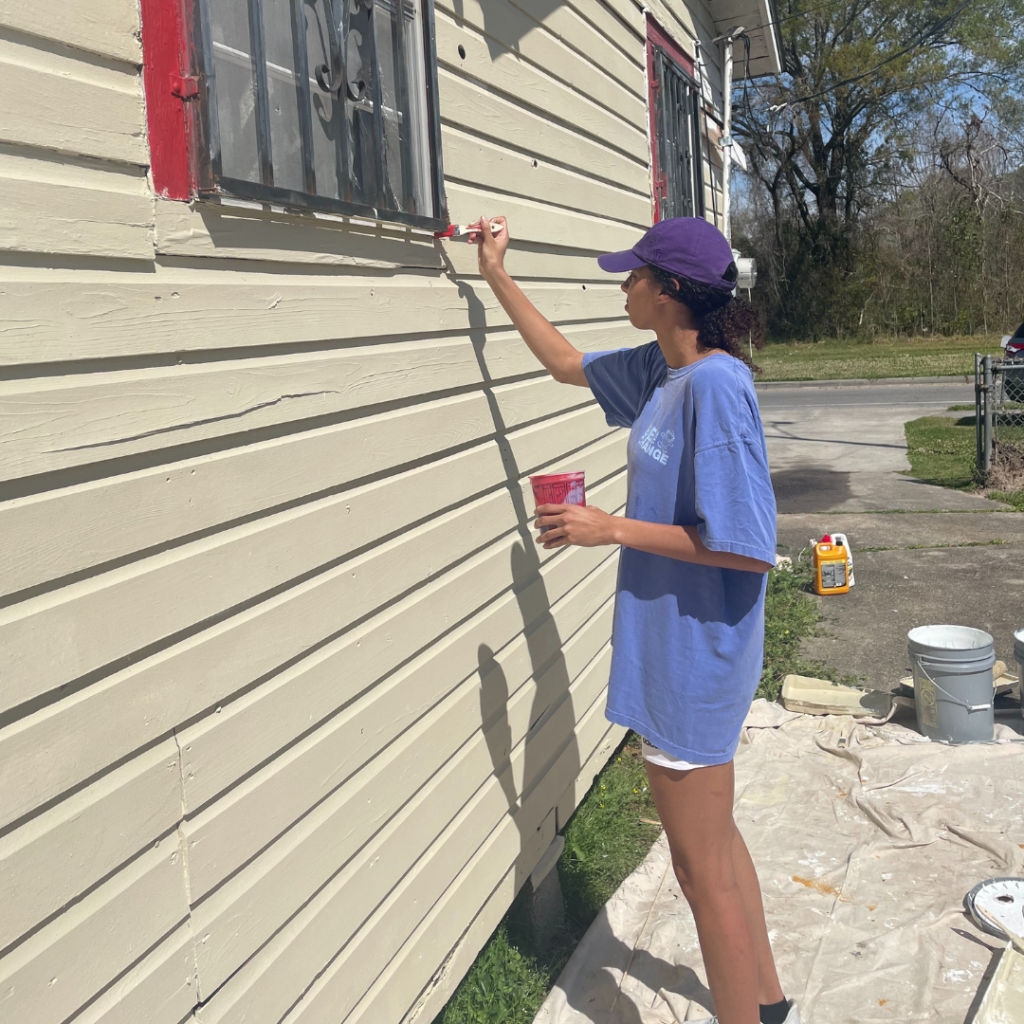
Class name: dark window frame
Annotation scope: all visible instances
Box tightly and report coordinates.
[141,0,448,230]
[646,17,704,223]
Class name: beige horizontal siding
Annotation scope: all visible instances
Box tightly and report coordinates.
[0,842,189,1024]
[153,198,444,269]
[68,924,198,1024]
[442,125,652,224]
[435,10,647,161]
[435,0,645,107]
[343,682,623,1024]
[438,68,649,193]
[0,0,142,63]
[0,432,621,824]
[0,0,723,1019]
[180,473,626,900]
[0,155,153,260]
[0,268,626,364]
[0,738,180,949]
[0,37,145,164]
[196,634,617,1024]
[190,570,617,996]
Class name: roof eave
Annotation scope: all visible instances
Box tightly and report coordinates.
[705,0,783,78]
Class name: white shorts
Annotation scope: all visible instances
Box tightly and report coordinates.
[641,737,711,771]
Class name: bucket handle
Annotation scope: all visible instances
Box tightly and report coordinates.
[911,655,993,713]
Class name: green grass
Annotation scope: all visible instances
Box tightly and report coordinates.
[557,743,662,922]
[755,334,1003,382]
[990,488,1024,512]
[435,926,552,1024]
[903,415,1024,510]
[434,564,832,1023]
[903,415,979,490]
[758,557,858,699]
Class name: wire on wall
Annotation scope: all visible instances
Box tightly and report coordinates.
[694,42,720,225]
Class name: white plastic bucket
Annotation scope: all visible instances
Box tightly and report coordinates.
[1015,628,1024,723]
[907,625,995,743]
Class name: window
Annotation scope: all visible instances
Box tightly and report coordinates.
[181,0,446,227]
[646,18,704,222]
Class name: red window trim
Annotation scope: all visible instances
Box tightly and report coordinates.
[140,0,196,200]
[646,15,696,223]
[646,15,695,77]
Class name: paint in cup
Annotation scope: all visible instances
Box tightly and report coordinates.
[530,472,585,532]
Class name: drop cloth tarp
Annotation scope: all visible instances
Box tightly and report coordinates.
[535,702,1024,1024]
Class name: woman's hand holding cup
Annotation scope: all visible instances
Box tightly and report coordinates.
[534,504,619,550]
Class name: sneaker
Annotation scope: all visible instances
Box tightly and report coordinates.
[687,1000,801,1024]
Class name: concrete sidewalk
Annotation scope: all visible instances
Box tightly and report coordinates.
[761,381,1022,689]
[777,513,1024,686]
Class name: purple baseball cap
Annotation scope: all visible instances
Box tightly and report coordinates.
[597,217,737,291]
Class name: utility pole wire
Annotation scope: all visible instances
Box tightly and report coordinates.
[769,0,977,110]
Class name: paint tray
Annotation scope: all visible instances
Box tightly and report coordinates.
[781,674,892,718]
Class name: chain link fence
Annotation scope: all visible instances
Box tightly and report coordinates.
[975,354,1024,486]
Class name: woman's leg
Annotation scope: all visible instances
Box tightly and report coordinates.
[731,827,785,1006]
[646,759,782,1024]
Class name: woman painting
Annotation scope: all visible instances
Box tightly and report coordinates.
[471,215,798,1024]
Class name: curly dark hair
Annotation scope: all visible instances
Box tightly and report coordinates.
[648,264,764,372]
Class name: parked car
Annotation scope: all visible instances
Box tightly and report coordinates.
[1001,321,1024,360]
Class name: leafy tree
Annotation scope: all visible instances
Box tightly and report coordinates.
[732,0,1024,339]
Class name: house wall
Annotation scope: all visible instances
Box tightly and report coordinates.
[0,1,724,1022]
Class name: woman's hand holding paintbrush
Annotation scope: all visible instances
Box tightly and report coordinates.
[467,216,588,386]
[467,215,509,277]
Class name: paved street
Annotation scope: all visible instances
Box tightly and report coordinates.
[757,380,998,512]
[757,380,1023,688]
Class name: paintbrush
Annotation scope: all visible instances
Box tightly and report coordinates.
[434,222,504,240]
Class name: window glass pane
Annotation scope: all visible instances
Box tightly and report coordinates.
[349,0,380,206]
[303,0,346,201]
[262,0,305,191]
[200,0,438,219]
[376,0,428,215]
[303,0,372,204]
[209,0,260,181]
[401,0,431,216]
[375,0,404,208]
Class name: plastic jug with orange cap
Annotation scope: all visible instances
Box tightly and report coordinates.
[812,534,851,595]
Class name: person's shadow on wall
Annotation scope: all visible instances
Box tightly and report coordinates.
[450,0,566,62]
[449,261,581,895]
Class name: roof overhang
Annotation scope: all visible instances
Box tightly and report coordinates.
[705,0,783,78]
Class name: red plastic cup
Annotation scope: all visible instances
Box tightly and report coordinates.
[530,472,586,532]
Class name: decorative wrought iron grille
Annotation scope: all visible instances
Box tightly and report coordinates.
[188,0,446,228]
[650,46,703,221]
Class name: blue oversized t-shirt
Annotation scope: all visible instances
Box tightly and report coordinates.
[583,343,776,764]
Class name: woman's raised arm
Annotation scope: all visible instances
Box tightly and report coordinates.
[472,216,588,387]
